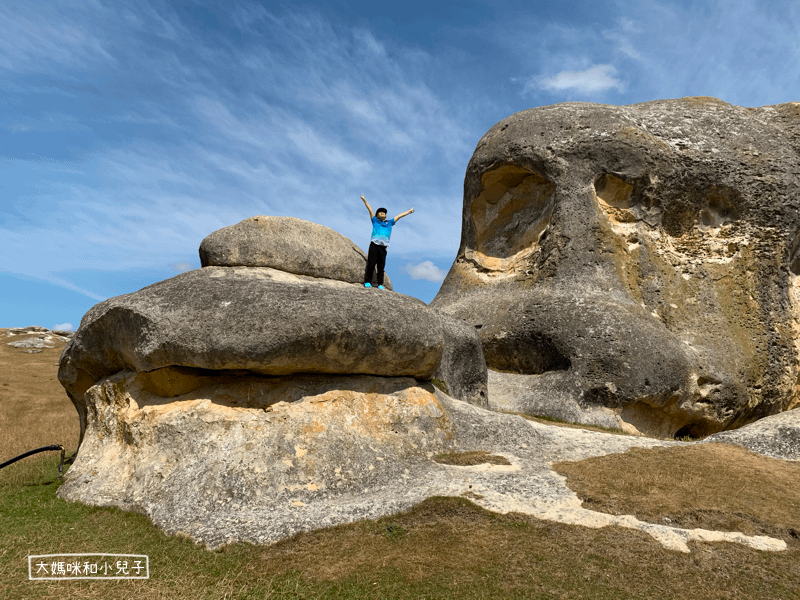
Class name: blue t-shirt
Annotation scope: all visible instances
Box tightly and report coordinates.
[370,215,395,247]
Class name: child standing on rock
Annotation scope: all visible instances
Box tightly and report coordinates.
[360,194,414,289]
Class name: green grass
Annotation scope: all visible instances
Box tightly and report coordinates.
[430,378,450,395]
[0,457,591,600]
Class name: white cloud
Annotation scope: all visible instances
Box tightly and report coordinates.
[538,64,624,94]
[403,260,447,282]
[171,262,194,272]
[53,322,75,331]
[618,18,641,34]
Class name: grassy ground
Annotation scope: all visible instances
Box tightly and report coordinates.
[1,329,799,600]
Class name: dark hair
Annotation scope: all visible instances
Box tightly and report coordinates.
[376,207,387,215]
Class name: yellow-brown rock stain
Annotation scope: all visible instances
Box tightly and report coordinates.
[471,164,554,266]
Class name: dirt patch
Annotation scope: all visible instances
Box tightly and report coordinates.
[434,450,511,466]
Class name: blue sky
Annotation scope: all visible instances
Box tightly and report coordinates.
[2,0,799,330]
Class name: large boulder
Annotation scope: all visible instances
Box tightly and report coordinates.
[432,312,488,408]
[431,98,800,437]
[59,266,487,445]
[56,369,786,553]
[199,215,392,288]
[704,408,800,461]
[56,372,458,545]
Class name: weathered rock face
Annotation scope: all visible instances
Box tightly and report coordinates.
[59,266,487,445]
[199,215,392,289]
[704,407,800,461]
[432,313,489,409]
[59,267,440,398]
[56,369,788,553]
[57,210,492,548]
[57,372,457,534]
[431,98,800,437]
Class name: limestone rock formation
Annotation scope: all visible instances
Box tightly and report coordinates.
[57,372,457,529]
[7,326,50,334]
[60,217,487,447]
[7,337,55,349]
[56,370,786,553]
[704,408,800,461]
[432,312,489,408]
[56,214,494,549]
[431,98,800,437]
[6,327,73,349]
[56,212,792,554]
[59,267,441,401]
[199,215,392,289]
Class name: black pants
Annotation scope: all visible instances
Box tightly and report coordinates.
[365,242,388,285]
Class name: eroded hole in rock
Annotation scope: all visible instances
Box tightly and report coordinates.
[582,384,624,409]
[482,332,570,374]
[129,366,421,411]
[698,187,741,228]
[595,173,634,210]
[789,230,800,275]
[593,173,661,226]
[673,423,707,440]
[471,164,555,259]
[659,183,743,236]
[696,374,722,387]
[137,365,253,398]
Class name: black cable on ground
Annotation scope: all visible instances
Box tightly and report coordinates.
[0,445,66,480]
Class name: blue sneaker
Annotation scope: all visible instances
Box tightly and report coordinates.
[378,285,385,290]
[364,282,372,288]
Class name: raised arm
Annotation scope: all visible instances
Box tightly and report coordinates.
[393,207,415,222]
[360,194,374,219]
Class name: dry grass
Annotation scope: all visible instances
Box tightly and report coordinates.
[0,330,79,484]
[252,497,800,599]
[553,442,800,543]
[433,450,512,466]
[2,327,799,599]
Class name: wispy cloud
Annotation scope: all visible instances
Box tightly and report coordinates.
[39,274,107,302]
[171,262,194,273]
[0,2,477,284]
[0,2,116,74]
[602,18,643,61]
[511,0,799,106]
